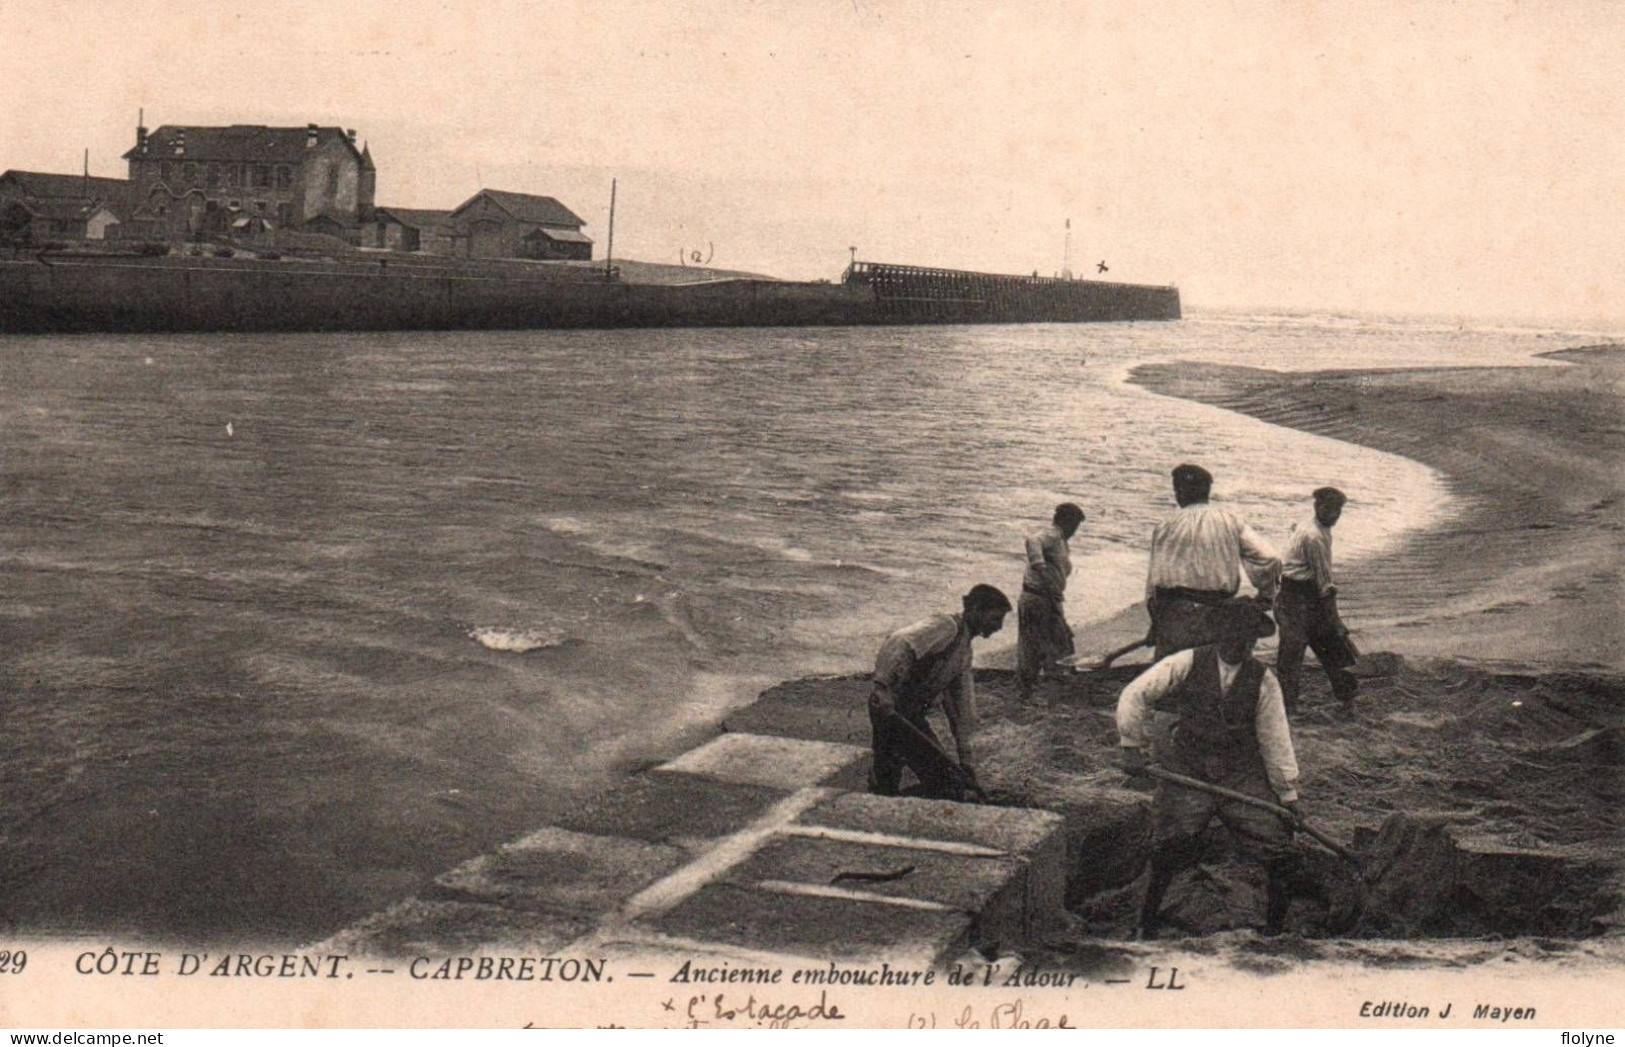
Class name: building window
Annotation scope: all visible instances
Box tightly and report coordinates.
[207,164,220,188]
[253,165,269,188]
[326,163,339,196]
[161,161,174,182]
[275,166,292,190]
[182,162,198,183]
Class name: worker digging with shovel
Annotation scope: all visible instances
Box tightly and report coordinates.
[1114,599,1307,939]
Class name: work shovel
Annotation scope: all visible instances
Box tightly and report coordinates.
[1060,630,1156,672]
[1140,764,1360,869]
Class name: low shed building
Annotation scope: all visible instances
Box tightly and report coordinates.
[450,189,592,261]
[368,206,464,255]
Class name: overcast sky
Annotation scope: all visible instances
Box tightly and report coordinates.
[3,0,1620,321]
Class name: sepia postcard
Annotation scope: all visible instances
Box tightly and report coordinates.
[0,0,1620,1031]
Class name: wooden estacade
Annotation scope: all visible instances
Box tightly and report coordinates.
[842,260,1181,323]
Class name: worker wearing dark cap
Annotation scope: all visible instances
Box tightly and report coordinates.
[1145,463,1281,659]
[1017,502,1086,700]
[1276,487,1359,713]
[868,583,1012,802]
[1115,600,1304,939]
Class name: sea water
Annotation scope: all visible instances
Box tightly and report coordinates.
[0,308,1616,941]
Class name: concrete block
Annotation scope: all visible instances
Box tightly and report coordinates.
[725,833,1038,953]
[316,898,588,959]
[549,771,790,850]
[646,882,973,966]
[656,732,868,790]
[727,834,1022,912]
[724,675,873,747]
[793,793,1069,945]
[799,791,1065,855]
[431,827,687,917]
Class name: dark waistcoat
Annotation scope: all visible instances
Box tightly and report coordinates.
[1172,645,1265,761]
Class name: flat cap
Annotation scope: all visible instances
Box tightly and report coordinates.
[1215,598,1277,640]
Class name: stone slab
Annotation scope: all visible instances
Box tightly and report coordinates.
[547,771,791,849]
[645,882,973,966]
[726,833,1039,951]
[798,791,1065,855]
[656,732,868,790]
[794,792,1069,944]
[431,827,687,917]
[315,899,588,959]
[726,834,1022,912]
[723,675,874,747]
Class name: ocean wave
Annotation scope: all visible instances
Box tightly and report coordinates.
[468,626,571,653]
[541,515,672,570]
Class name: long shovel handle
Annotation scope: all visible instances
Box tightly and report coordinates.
[882,710,984,800]
[1099,634,1154,668]
[1062,633,1155,670]
[1142,765,1358,865]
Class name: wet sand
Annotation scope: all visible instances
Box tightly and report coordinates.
[1128,345,1623,670]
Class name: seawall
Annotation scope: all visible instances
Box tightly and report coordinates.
[0,254,1181,333]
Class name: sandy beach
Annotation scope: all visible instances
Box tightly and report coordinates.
[1129,345,1623,670]
[722,345,1624,961]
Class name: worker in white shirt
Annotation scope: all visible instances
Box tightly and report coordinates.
[1276,486,1359,713]
[1145,463,1282,659]
[1116,600,1304,939]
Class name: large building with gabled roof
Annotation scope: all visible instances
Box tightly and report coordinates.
[122,120,375,240]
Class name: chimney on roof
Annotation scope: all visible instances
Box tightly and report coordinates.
[306,124,319,149]
[174,129,185,156]
[137,109,148,153]
[346,129,356,143]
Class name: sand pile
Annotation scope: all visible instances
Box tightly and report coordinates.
[1351,812,1619,938]
[741,652,1624,943]
[973,655,1624,941]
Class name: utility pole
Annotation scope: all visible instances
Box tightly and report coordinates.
[605,177,617,279]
